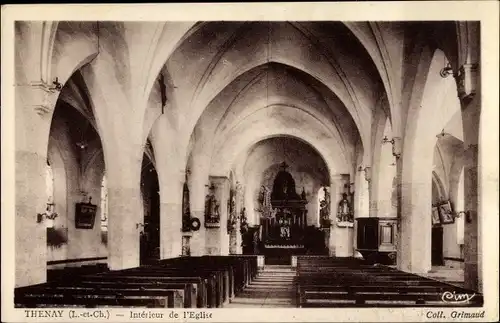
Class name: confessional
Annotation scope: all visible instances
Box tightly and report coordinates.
[356,217,397,264]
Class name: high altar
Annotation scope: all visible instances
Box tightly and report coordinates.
[258,162,309,262]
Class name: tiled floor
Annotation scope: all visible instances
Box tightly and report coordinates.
[224,266,297,308]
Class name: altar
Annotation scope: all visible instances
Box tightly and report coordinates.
[257,162,309,263]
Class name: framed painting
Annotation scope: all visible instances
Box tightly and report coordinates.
[431,206,441,225]
[75,202,97,229]
[438,201,455,224]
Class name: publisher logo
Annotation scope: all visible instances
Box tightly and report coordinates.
[441,291,475,303]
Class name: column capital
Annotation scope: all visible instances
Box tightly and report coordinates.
[454,63,479,104]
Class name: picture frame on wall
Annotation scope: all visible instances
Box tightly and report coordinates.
[431,206,441,225]
[75,202,97,229]
[438,200,455,224]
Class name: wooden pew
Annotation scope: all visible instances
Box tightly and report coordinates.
[15,256,258,309]
[296,256,483,308]
[15,283,181,308]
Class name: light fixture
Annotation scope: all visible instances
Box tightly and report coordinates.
[358,166,371,182]
[382,136,402,159]
[455,210,472,223]
[136,223,146,235]
[381,135,395,145]
[436,128,450,139]
[440,62,454,78]
[37,203,58,227]
[76,140,88,150]
[50,77,62,91]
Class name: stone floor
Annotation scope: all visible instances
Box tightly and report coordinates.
[224,265,297,308]
[420,266,465,288]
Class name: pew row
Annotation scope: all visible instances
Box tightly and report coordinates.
[15,255,258,309]
[296,256,483,308]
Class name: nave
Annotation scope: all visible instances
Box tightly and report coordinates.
[15,256,482,308]
[7,16,495,315]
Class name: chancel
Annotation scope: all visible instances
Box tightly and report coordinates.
[9,18,490,310]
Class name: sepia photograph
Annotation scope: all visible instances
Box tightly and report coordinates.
[1,2,499,322]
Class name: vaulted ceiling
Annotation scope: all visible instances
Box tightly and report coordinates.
[23,20,463,185]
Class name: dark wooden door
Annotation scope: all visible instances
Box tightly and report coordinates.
[431,226,444,266]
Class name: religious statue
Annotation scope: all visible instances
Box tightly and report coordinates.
[279,217,291,239]
[205,184,221,228]
[337,193,353,222]
[319,187,331,228]
[271,162,301,201]
[240,207,248,234]
[227,189,237,233]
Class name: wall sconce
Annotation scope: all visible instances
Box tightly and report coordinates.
[37,203,58,228]
[381,135,394,145]
[358,166,371,182]
[136,223,145,234]
[440,62,454,78]
[436,129,452,139]
[50,77,62,91]
[382,136,402,159]
[455,210,472,223]
[76,141,88,150]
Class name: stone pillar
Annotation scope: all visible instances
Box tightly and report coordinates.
[309,189,320,227]
[188,169,207,256]
[234,182,244,254]
[106,183,142,270]
[462,144,479,291]
[205,176,230,255]
[398,134,433,274]
[353,169,369,257]
[15,82,59,287]
[329,175,353,257]
[456,60,480,292]
[159,170,184,259]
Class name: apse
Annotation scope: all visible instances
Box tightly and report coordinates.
[239,136,329,226]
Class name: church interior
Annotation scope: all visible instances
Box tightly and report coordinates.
[12,20,488,308]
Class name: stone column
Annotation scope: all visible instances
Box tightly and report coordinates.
[205,176,230,255]
[462,144,479,291]
[105,152,143,271]
[455,60,480,292]
[106,184,142,270]
[15,82,58,287]
[234,182,244,254]
[329,175,353,257]
[353,169,369,257]
[159,170,184,259]
[188,168,208,256]
[398,134,434,273]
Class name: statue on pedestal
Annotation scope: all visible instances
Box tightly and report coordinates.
[337,193,353,222]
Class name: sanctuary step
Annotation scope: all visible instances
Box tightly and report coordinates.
[224,265,297,308]
[296,256,483,308]
[15,256,258,309]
